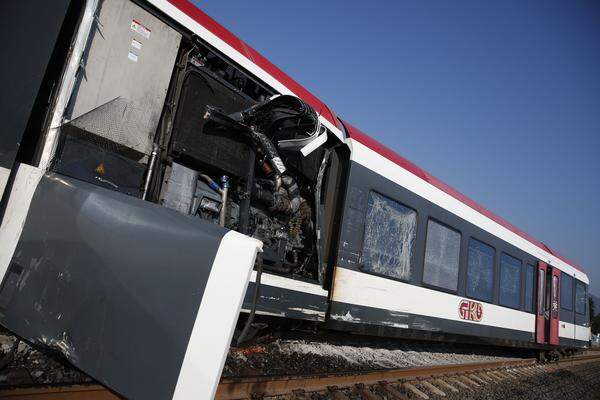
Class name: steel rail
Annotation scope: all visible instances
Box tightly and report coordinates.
[215,358,536,399]
[2,353,600,399]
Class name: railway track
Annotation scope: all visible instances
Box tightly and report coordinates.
[1,354,599,400]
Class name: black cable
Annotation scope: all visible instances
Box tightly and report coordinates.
[237,257,263,345]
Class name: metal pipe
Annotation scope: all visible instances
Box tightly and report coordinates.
[239,151,255,234]
[199,174,223,195]
[237,256,262,345]
[141,144,159,200]
[273,174,282,192]
[219,175,230,227]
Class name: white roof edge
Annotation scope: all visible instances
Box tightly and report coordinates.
[145,0,344,142]
[349,139,589,285]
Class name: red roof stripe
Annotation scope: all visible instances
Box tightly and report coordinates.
[342,120,583,272]
[168,1,583,274]
[167,0,341,131]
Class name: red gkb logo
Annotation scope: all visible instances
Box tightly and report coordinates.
[459,299,483,322]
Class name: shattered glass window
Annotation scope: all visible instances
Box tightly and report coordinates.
[561,273,573,310]
[423,220,461,291]
[575,281,586,315]
[524,264,535,312]
[466,238,495,302]
[361,192,417,280]
[499,253,522,309]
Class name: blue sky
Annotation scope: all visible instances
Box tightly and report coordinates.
[194,1,600,296]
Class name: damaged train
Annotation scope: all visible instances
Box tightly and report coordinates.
[0,0,591,399]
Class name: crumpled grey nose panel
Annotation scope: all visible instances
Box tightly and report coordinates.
[0,173,227,400]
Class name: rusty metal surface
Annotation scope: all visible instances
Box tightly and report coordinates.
[0,385,120,400]
[214,358,537,399]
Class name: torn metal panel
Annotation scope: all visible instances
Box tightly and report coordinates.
[0,173,260,400]
[242,277,328,322]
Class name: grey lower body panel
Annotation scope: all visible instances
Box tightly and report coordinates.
[559,337,589,349]
[0,172,235,399]
[242,277,328,321]
[327,301,536,347]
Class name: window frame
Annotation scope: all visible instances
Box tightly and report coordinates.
[358,190,419,284]
[421,218,462,294]
[524,263,536,313]
[498,252,522,310]
[465,237,496,303]
[575,281,587,316]
[537,268,545,316]
[560,272,574,311]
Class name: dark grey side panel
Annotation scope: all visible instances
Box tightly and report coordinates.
[0,173,228,400]
[0,0,71,169]
[559,337,588,349]
[328,301,535,345]
[337,161,541,313]
[243,281,327,321]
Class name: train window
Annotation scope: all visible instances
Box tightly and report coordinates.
[423,220,461,291]
[575,282,587,315]
[560,272,573,311]
[466,238,495,303]
[361,191,417,281]
[537,270,545,316]
[524,264,535,312]
[499,253,522,309]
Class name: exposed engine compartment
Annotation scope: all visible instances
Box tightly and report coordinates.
[158,54,325,276]
[46,2,336,281]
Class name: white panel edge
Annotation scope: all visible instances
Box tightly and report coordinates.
[0,164,44,284]
[172,231,261,400]
[350,139,588,283]
[0,166,10,201]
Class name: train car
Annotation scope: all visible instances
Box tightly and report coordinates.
[0,0,590,399]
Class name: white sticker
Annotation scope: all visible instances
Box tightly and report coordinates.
[271,157,287,174]
[130,19,151,39]
[131,38,142,50]
[127,51,138,62]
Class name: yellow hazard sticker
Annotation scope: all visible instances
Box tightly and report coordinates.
[95,163,106,175]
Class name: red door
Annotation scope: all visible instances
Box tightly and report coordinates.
[536,261,560,345]
[549,268,560,345]
[536,262,547,344]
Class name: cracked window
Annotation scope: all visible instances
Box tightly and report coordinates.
[361,192,416,280]
[499,253,522,309]
[423,220,461,291]
[466,238,495,302]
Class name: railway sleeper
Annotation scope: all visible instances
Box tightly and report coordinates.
[466,373,487,385]
[433,378,459,393]
[400,381,429,399]
[419,380,446,397]
[352,383,380,400]
[377,381,409,400]
[326,386,351,400]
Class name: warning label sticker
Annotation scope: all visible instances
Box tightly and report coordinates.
[130,19,151,39]
[131,38,143,50]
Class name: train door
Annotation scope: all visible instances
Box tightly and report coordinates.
[549,267,560,345]
[536,261,560,345]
